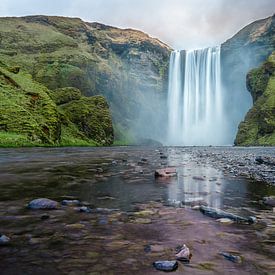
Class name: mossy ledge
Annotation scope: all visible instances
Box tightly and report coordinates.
[235,52,275,146]
[0,61,113,147]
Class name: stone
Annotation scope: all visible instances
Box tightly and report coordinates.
[160,155,168,159]
[40,213,50,220]
[28,198,58,210]
[0,235,10,245]
[263,196,275,207]
[175,244,191,262]
[134,218,152,224]
[79,206,92,213]
[153,261,178,272]
[200,205,256,224]
[155,168,177,177]
[220,252,242,263]
[216,218,234,224]
[65,223,85,229]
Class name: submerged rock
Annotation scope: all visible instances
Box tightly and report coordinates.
[200,205,256,224]
[28,198,58,210]
[263,196,275,207]
[0,235,10,245]
[79,206,92,213]
[155,168,177,177]
[61,199,81,206]
[220,252,242,263]
[175,244,191,262]
[216,218,234,224]
[153,260,178,272]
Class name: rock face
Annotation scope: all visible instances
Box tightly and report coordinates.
[0,16,171,144]
[235,52,275,145]
[221,14,275,142]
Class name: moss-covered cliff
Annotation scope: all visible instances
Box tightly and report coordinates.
[221,14,275,142]
[0,61,113,147]
[0,15,171,143]
[235,52,275,145]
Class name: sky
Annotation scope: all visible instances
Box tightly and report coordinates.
[0,0,274,49]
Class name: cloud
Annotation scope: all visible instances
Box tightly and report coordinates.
[0,0,274,49]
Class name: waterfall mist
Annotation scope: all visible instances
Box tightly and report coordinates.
[167,46,228,146]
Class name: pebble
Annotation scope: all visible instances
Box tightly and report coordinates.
[220,252,242,263]
[216,218,234,224]
[0,235,10,245]
[61,200,81,206]
[79,206,92,213]
[153,260,178,272]
[28,198,58,210]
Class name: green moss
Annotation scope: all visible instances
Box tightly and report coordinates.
[0,65,61,144]
[235,52,275,146]
[60,95,114,145]
[51,87,82,105]
[0,60,114,147]
[0,132,38,147]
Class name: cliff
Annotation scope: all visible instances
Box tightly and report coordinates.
[235,52,275,145]
[0,15,171,144]
[221,14,275,142]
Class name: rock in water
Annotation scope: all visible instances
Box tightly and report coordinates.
[220,252,242,263]
[199,205,256,224]
[175,244,191,262]
[153,261,178,272]
[28,198,58,210]
[79,206,92,213]
[263,196,275,207]
[155,168,177,177]
[0,235,10,245]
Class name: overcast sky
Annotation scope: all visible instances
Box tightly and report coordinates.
[0,0,274,49]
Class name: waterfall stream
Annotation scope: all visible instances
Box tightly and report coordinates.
[167,46,227,145]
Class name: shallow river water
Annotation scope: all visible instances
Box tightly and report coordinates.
[0,146,274,274]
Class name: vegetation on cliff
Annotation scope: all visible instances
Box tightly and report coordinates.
[235,52,275,145]
[0,61,113,147]
[0,16,171,144]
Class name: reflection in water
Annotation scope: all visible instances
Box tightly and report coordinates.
[166,148,224,208]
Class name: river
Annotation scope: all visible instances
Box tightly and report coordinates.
[0,146,274,274]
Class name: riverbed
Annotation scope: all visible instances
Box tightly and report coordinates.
[0,146,274,274]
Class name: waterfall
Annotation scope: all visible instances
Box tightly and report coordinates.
[167,46,227,145]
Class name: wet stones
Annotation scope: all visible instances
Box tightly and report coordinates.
[0,234,10,245]
[255,156,275,166]
[153,260,178,272]
[155,168,177,178]
[199,205,257,224]
[27,198,58,210]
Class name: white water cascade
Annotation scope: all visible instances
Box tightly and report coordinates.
[167,46,227,146]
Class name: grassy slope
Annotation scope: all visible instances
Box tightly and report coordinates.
[0,61,113,147]
[0,16,171,144]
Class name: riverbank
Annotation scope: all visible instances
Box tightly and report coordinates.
[0,146,274,274]
[183,146,275,185]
